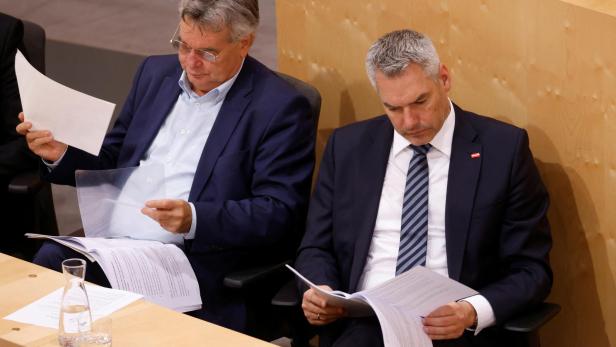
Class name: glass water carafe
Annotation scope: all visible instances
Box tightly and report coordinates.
[58,258,93,347]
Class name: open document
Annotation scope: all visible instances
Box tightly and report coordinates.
[4,284,142,329]
[287,265,478,347]
[75,164,183,245]
[26,234,202,313]
[14,50,115,156]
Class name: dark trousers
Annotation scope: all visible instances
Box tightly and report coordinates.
[33,240,111,287]
[319,317,385,347]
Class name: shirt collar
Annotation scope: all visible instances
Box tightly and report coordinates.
[392,99,456,158]
[178,58,245,103]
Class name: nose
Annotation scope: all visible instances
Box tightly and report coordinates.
[185,50,204,68]
[401,106,420,129]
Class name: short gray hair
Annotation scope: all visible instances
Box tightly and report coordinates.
[179,0,259,42]
[365,29,440,88]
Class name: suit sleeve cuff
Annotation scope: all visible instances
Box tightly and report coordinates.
[42,147,68,170]
[462,295,496,335]
[184,202,197,240]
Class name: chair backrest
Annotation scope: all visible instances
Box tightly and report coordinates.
[19,19,46,74]
[7,18,58,257]
[275,72,322,129]
[222,73,321,341]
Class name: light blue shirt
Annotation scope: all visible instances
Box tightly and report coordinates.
[142,65,243,240]
[47,62,243,241]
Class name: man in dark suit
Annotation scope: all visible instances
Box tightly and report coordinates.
[0,12,38,256]
[295,29,552,346]
[16,0,315,333]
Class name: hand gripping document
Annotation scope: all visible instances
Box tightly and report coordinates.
[287,265,478,347]
[75,164,183,245]
[27,164,202,312]
[15,50,115,156]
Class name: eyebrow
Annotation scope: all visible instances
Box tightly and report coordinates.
[383,92,429,108]
[177,35,220,54]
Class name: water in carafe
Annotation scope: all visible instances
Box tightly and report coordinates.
[58,258,93,347]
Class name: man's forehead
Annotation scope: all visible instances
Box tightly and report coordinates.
[376,73,432,103]
[179,19,229,39]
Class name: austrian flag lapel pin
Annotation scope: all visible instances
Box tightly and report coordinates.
[470,152,481,159]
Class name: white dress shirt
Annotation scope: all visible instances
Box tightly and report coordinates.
[357,100,495,333]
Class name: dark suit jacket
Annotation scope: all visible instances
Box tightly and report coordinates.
[295,104,552,345]
[0,13,37,181]
[45,54,316,331]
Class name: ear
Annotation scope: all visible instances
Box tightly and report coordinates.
[239,33,255,57]
[439,64,451,92]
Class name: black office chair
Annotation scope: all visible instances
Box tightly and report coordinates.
[7,19,58,259]
[222,72,321,342]
[503,302,560,347]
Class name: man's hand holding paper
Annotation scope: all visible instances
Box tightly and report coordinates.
[142,199,192,234]
[302,285,346,326]
[75,165,185,245]
[422,300,477,340]
[16,112,67,162]
[14,50,114,156]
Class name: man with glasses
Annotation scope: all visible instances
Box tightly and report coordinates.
[17,0,315,333]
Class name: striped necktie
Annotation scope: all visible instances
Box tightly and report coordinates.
[396,143,431,275]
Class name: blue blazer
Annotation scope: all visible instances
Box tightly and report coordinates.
[46,55,316,331]
[295,104,552,345]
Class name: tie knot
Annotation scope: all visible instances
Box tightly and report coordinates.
[409,144,431,155]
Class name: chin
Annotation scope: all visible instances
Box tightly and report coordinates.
[407,135,432,146]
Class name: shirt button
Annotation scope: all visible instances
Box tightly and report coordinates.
[180,129,187,135]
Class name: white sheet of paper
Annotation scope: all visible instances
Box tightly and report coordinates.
[14,50,115,156]
[285,265,373,316]
[4,284,142,329]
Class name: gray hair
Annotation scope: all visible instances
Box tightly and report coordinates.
[179,0,259,42]
[365,29,440,88]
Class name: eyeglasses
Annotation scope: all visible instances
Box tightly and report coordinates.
[169,26,218,63]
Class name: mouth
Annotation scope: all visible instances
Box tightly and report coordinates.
[405,128,429,137]
[188,72,208,79]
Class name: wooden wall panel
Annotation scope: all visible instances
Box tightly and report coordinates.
[276,1,616,346]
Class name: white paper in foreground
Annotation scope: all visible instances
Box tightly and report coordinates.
[4,284,142,329]
[14,50,115,156]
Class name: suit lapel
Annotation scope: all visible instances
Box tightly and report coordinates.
[131,73,181,165]
[188,60,253,201]
[349,117,393,292]
[445,106,482,281]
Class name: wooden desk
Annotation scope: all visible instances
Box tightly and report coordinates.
[0,253,274,346]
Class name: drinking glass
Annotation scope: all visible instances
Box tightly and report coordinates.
[79,316,112,347]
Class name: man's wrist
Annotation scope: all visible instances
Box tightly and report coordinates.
[460,300,478,330]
